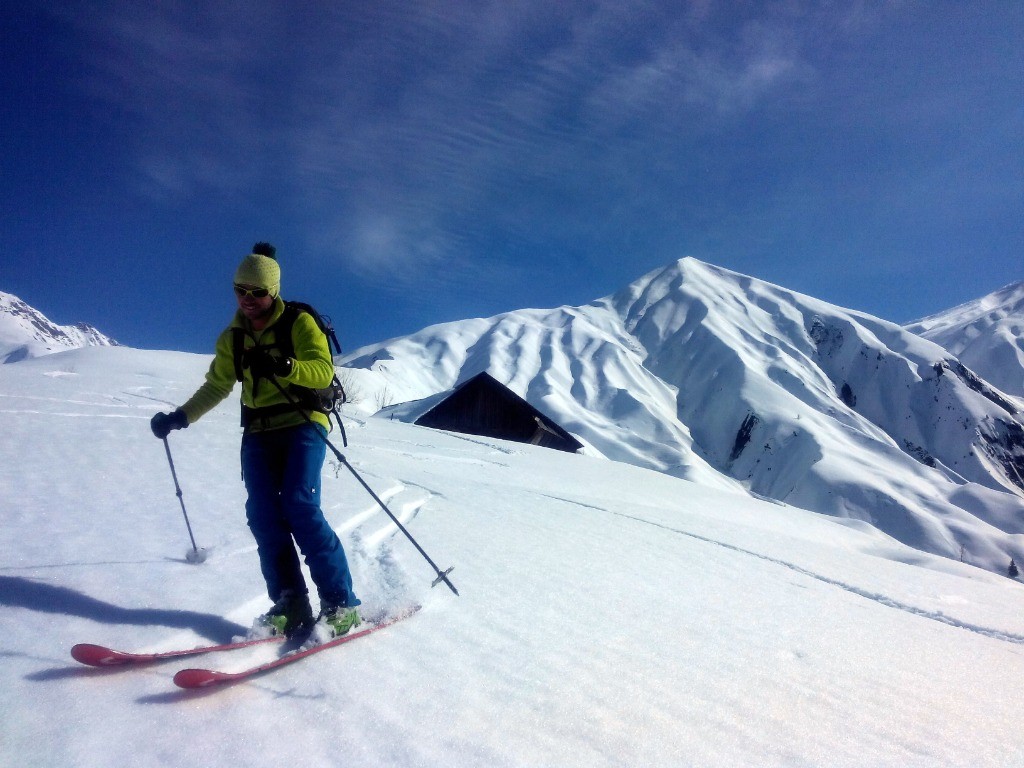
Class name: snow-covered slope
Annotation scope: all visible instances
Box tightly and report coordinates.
[905,280,1024,399]
[4,346,1024,767]
[0,290,116,363]
[343,258,1024,571]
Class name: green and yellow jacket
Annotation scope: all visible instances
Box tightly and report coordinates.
[180,298,334,432]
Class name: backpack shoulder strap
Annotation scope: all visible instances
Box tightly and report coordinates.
[275,302,301,360]
[232,327,246,382]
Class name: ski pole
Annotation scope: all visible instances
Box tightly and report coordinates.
[162,437,207,564]
[264,375,459,596]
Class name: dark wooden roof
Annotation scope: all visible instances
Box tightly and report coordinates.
[415,372,583,453]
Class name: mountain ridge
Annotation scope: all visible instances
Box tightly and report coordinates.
[905,280,1024,398]
[343,257,1024,572]
[0,290,117,363]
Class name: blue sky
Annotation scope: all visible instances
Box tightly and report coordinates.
[2,2,1021,354]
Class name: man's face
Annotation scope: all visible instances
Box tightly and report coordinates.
[234,284,274,322]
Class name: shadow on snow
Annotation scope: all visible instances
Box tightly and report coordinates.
[0,575,246,642]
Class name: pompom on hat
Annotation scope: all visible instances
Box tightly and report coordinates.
[234,242,280,297]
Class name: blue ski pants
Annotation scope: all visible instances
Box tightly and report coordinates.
[241,423,359,609]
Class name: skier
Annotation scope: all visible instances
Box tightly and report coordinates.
[150,243,360,641]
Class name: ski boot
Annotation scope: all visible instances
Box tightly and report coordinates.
[250,590,314,639]
[305,604,361,646]
[321,605,361,637]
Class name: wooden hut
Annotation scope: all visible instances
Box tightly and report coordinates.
[414,372,584,453]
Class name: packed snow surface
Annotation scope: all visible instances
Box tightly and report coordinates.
[4,346,1024,767]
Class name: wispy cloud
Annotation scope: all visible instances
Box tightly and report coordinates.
[54,0,1011,310]
[57,3,278,196]
[277,2,826,282]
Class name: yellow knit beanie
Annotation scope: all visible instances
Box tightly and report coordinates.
[234,243,280,297]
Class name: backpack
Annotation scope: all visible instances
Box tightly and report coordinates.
[232,301,349,445]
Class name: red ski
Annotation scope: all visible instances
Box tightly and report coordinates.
[173,607,420,689]
[71,635,285,667]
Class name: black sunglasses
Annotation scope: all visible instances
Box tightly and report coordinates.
[234,284,270,298]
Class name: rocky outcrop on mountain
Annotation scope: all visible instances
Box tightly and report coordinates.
[1,291,117,363]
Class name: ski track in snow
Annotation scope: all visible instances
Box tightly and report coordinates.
[0,410,149,419]
[426,430,522,455]
[363,492,432,549]
[365,441,514,469]
[119,389,179,407]
[324,473,435,619]
[331,483,406,534]
[331,478,434,548]
[541,492,1024,647]
[0,392,148,409]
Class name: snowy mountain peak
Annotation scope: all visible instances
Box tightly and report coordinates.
[910,280,1024,329]
[905,280,1024,398]
[341,258,1024,572]
[0,291,117,364]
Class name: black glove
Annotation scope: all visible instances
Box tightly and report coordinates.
[151,409,188,439]
[243,348,294,379]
